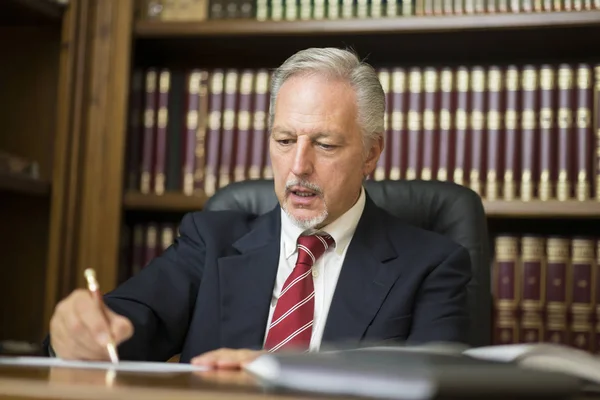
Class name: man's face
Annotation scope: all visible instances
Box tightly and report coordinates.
[270,73,382,229]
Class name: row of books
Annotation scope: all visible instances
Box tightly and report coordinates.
[125,62,600,201]
[493,234,600,353]
[136,0,600,21]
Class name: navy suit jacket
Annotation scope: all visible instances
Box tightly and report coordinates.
[92,194,471,362]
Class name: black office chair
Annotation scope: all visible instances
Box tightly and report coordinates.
[204,179,492,348]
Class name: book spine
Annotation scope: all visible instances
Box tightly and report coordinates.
[234,70,254,182]
[520,235,545,343]
[204,70,224,197]
[469,66,485,196]
[406,68,422,180]
[596,65,600,201]
[503,66,520,201]
[183,70,202,196]
[421,67,438,181]
[570,237,595,352]
[493,235,520,344]
[575,64,593,201]
[249,70,269,179]
[193,71,210,196]
[486,66,503,201]
[519,65,538,202]
[141,69,158,194]
[153,70,170,195]
[437,67,454,182]
[557,65,574,201]
[453,67,469,187]
[376,69,391,181]
[545,237,570,344]
[390,68,407,181]
[538,65,555,201]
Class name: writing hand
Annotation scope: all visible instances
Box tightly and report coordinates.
[191,348,266,369]
[49,289,133,360]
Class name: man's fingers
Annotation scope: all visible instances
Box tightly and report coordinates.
[108,311,134,343]
[191,349,265,370]
[74,293,113,348]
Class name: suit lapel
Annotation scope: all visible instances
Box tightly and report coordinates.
[218,207,281,350]
[322,195,400,348]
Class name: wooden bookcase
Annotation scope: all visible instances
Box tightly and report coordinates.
[2,0,599,344]
[0,0,68,343]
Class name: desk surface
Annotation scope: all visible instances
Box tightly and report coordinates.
[0,364,315,400]
[2,363,600,400]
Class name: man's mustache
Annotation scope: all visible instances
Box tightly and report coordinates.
[285,179,323,196]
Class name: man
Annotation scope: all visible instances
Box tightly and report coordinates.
[47,47,472,369]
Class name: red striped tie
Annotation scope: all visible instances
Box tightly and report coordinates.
[264,233,335,352]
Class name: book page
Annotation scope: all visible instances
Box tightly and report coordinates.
[0,356,209,373]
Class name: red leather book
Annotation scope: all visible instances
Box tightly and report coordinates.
[453,66,469,187]
[181,70,206,196]
[556,64,574,201]
[249,69,269,180]
[218,69,239,191]
[538,65,556,201]
[520,235,545,343]
[469,66,486,197]
[390,67,407,181]
[406,68,423,181]
[569,237,596,352]
[204,70,225,197]
[503,65,521,201]
[545,236,570,345]
[421,67,438,181]
[493,235,520,344]
[519,65,538,202]
[234,70,255,183]
[485,66,504,201]
[437,67,455,182]
[575,64,593,201]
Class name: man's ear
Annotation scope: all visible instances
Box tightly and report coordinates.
[363,134,384,177]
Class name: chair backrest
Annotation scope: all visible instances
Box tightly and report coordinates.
[205,179,491,347]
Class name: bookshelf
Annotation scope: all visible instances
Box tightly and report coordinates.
[10,0,596,351]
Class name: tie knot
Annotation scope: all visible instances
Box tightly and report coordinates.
[296,233,335,267]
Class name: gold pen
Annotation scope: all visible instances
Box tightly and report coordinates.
[84,268,119,364]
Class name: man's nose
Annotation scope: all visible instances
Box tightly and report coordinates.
[291,140,314,177]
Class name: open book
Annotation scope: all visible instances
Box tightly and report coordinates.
[244,343,586,399]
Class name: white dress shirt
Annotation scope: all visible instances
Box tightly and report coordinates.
[265,186,366,351]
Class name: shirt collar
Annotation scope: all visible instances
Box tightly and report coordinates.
[280,186,366,259]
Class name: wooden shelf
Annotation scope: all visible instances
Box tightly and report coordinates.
[124,192,600,218]
[1,0,66,25]
[123,192,207,212]
[483,200,600,218]
[0,172,50,196]
[135,11,600,37]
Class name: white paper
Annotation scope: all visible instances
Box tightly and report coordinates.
[0,356,209,373]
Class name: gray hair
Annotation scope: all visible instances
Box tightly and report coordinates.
[268,47,385,149]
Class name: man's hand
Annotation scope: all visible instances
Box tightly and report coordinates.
[191,348,266,369]
[49,289,133,360]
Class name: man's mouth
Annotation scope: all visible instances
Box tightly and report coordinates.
[288,187,319,198]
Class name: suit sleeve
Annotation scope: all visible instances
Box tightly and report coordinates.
[102,212,206,361]
[406,244,471,346]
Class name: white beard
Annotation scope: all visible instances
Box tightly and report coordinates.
[283,202,329,230]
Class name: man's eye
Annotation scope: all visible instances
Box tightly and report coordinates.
[277,139,293,145]
[318,143,335,150]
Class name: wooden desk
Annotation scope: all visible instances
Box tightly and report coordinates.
[0,364,314,400]
[2,363,599,400]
